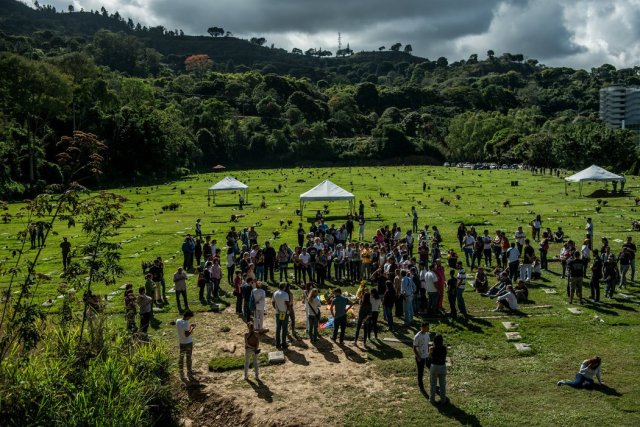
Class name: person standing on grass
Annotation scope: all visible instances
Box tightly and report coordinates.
[590,249,603,302]
[585,218,594,247]
[285,284,299,340]
[359,200,365,219]
[173,267,189,313]
[226,248,236,286]
[244,322,260,381]
[28,223,37,249]
[567,251,585,304]
[251,280,266,331]
[194,239,203,267]
[506,242,520,283]
[462,230,475,267]
[124,284,137,332]
[239,193,244,210]
[425,264,439,316]
[264,241,276,284]
[603,254,619,298]
[137,286,152,333]
[182,235,195,271]
[558,356,603,389]
[60,237,71,270]
[413,322,431,394]
[358,216,366,241]
[429,333,448,404]
[521,239,535,284]
[456,223,467,250]
[272,283,291,349]
[456,262,469,320]
[36,222,45,248]
[539,232,550,270]
[401,270,416,326]
[434,259,446,312]
[532,215,542,241]
[514,226,526,256]
[176,310,196,379]
[368,288,381,340]
[382,281,395,331]
[307,288,322,343]
[195,218,202,238]
[622,236,636,282]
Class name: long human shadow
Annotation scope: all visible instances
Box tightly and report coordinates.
[248,378,274,402]
[434,401,482,427]
[285,348,310,366]
[592,384,623,397]
[367,339,403,360]
[337,342,367,364]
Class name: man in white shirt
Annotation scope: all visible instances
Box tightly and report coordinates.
[252,282,266,332]
[506,243,520,282]
[462,231,476,267]
[482,230,492,267]
[413,322,431,393]
[176,310,196,379]
[272,283,291,349]
[495,286,519,311]
[424,264,439,315]
[173,267,189,313]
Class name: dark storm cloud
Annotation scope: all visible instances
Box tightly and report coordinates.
[41,0,640,68]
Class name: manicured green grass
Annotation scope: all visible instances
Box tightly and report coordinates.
[2,166,640,426]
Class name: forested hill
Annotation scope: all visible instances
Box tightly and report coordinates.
[0,0,639,198]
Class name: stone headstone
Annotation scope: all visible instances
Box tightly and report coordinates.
[502,322,518,330]
[42,300,54,307]
[567,307,582,314]
[505,332,522,341]
[514,343,532,352]
[446,357,452,367]
[543,289,557,294]
[268,351,285,365]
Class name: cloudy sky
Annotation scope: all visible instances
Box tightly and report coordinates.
[38,0,640,69]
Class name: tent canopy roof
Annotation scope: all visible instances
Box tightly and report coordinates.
[565,165,625,183]
[300,180,354,201]
[208,176,248,191]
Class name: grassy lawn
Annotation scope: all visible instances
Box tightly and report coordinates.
[1,166,640,426]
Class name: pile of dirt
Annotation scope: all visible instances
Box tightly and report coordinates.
[176,381,253,427]
[585,189,616,198]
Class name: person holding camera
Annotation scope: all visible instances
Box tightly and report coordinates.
[244,322,260,380]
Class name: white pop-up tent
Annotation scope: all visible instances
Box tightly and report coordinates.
[208,176,248,204]
[299,180,355,216]
[564,165,625,196]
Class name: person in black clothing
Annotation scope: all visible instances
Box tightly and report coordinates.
[60,237,71,270]
[28,223,37,249]
[194,239,203,267]
[567,252,584,304]
[263,241,276,283]
[346,216,354,241]
[590,249,603,302]
[447,270,458,319]
[36,222,46,248]
[382,281,395,330]
[429,333,448,404]
[358,201,365,219]
[297,223,306,247]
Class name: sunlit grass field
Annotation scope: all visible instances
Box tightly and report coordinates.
[2,165,639,426]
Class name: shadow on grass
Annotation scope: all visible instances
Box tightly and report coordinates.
[337,342,367,364]
[248,378,274,402]
[585,304,620,316]
[434,401,482,427]
[367,339,404,360]
[593,384,623,397]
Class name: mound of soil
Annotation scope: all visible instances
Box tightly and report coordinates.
[585,189,623,198]
[177,382,253,427]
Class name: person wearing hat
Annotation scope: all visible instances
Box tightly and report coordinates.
[557,356,603,388]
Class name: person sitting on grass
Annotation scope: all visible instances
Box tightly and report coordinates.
[494,285,519,312]
[554,227,565,243]
[473,267,489,293]
[557,356,603,389]
[514,279,529,303]
[482,270,511,298]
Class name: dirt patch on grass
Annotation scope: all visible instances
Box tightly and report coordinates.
[173,300,404,426]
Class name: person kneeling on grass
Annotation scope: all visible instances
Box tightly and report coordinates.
[558,356,603,389]
[494,285,519,312]
[244,322,260,381]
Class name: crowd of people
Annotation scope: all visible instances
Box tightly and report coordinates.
[116,210,634,398]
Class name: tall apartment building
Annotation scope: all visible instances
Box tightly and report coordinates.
[599,85,640,131]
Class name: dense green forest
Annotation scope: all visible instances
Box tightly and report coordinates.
[1,0,639,197]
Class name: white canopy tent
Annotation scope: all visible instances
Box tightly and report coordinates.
[299,180,355,216]
[564,165,625,196]
[208,176,248,204]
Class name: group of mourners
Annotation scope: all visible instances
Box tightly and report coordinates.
[117,209,635,396]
